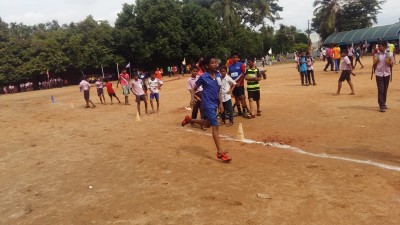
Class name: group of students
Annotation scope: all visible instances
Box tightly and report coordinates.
[182,52,267,162]
[324,41,395,113]
[79,69,163,115]
[296,50,317,86]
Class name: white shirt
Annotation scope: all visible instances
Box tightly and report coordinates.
[341,56,351,71]
[148,78,163,93]
[219,75,236,103]
[95,81,104,89]
[375,52,394,77]
[79,80,90,91]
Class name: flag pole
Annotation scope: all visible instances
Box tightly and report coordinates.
[101,65,105,79]
[116,63,120,76]
[128,61,132,80]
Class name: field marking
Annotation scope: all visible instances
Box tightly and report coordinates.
[186,129,400,172]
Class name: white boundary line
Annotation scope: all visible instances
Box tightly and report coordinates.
[186,129,400,172]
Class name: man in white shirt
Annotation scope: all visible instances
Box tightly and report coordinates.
[79,78,96,108]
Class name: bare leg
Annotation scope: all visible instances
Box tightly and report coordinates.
[137,102,141,115]
[211,126,223,154]
[102,94,106,105]
[88,99,96,108]
[248,98,255,116]
[348,81,355,95]
[336,81,342,95]
[150,99,155,113]
[125,96,129,105]
[144,101,148,114]
[156,100,160,112]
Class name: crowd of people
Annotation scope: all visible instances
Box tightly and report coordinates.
[1,78,68,95]
[303,40,395,113]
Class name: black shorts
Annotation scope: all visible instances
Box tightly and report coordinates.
[232,86,245,98]
[136,94,146,103]
[108,93,117,98]
[83,90,90,100]
[339,70,351,82]
[247,90,260,101]
[97,88,104,96]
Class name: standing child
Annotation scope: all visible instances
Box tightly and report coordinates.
[306,52,316,85]
[104,79,121,104]
[372,40,394,112]
[245,58,262,118]
[181,56,232,162]
[79,78,96,108]
[148,72,164,113]
[219,65,236,126]
[298,50,309,85]
[336,49,355,95]
[187,66,204,129]
[354,44,364,69]
[131,74,149,115]
[118,69,131,105]
[95,78,106,104]
[228,52,250,118]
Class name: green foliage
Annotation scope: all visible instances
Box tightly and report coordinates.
[181,2,224,62]
[312,0,385,40]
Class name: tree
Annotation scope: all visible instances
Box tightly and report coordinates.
[335,0,384,31]
[312,0,386,40]
[132,0,185,67]
[181,2,224,62]
[312,0,341,40]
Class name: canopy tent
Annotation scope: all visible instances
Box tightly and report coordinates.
[324,23,400,45]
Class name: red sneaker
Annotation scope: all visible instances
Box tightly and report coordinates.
[216,151,232,162]
[181,115,191,127]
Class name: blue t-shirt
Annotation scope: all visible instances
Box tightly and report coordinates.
[228,61,245,86]
[195,72,221,109]
[299,56,307,72]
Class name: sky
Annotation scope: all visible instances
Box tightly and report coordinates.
[0,0,399,32]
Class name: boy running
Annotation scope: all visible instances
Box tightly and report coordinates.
[148,72,164,113]
[131,74,149,115]
[95,78,106,105]
[336,49,355,95]
[79,78,96,108]
[104,79,121,104]
[181,56,232,162]
[245,58,262,118]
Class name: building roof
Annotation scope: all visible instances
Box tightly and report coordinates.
[324,23,400,45]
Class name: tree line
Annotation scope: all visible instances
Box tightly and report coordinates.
[0,0,310,85]
[1,0,383,85]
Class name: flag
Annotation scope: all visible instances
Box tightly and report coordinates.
[182,57,186,65]
[126,62,130,68]
[268,48,272,55]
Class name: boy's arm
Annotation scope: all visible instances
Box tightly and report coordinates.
[191,84,199,106]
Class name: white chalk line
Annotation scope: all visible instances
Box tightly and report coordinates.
[186,129,400,172]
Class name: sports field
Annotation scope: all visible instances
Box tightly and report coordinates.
[1,56,400,225]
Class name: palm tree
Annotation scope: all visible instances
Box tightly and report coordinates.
[210,0,243,28]
[313,0,341,38]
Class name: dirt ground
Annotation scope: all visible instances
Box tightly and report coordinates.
[1,56,400,225]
